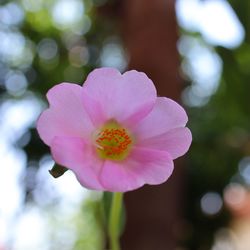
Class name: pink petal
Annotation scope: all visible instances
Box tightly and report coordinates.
[37,83,94,146]
[51,136,103,190]
[81,89,106,127]
[134,97,188,140]
[129,147,174,185]
[99,147,173,192]
[137,127,192,160]
[99,160,144,192]
[82,68,157,126]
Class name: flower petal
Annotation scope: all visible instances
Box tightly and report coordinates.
[99,160,144,192]
[134,97,188,140]
[129,147,174,185]
[83,68,157,126]
[51,136,103,190]
[37,83,94,145]
[81,89,106,127]
[137,127,192,159]
[99,147,173,192]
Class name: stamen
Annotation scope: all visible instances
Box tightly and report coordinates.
[95,122,133,160]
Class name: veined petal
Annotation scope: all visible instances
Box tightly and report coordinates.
[51,136,103,190]
[99,147,173,192]
[137,127,192,159]
[129,147,174,185]
[37,83,94,146]
[99,160,144,192]
[82,68,157,126]
[81,89,106,127]
[134,97,188,140]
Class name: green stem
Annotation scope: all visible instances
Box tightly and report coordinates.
[108,192,123,250]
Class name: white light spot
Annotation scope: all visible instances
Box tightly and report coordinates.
[180,37,222,107]
[176,0,202,31]
[200,0,244,48]
[224,183,246,208]
[13,207,49,250]
[0,31,25,60]
[176,0,245,48]
[37,38,58,60]
[0,2,24,26]
[0,97,42,143]
[5,71,28,96]
[187,44,222,90]
[201,192,223,216]
[238,157,250,184]
[52,0,84,29]
[100,40,127,71]
[0,31,34,68]
[0,148,25,216]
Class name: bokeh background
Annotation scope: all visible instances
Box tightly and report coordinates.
[0,0,250,249]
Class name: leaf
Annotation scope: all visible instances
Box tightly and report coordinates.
[49,164,68,178]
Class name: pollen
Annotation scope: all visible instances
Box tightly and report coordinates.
[95,121,133,161]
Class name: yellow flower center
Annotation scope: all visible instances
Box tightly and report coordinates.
[95,121,133,161]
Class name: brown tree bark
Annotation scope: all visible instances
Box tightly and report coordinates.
[119,0,185,249]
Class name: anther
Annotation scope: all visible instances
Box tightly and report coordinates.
[95,122,133,160]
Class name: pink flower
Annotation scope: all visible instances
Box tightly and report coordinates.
[37,68,192,192]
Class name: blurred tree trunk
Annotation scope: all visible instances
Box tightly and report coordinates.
[119,0,185,249]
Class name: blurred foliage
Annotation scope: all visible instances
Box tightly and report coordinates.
[182,1,250,249]
[72,197,105,250]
